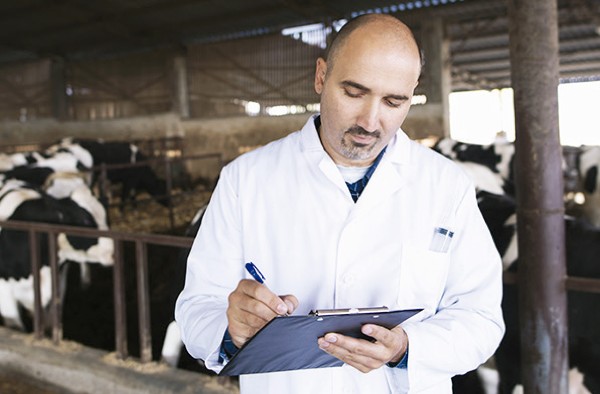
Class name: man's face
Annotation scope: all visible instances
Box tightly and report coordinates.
[314,29,421,167]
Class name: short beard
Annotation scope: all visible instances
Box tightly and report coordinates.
[339,126,381,161]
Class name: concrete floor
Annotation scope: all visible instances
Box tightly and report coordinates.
[0,369,67,394]
[0,327,238,394]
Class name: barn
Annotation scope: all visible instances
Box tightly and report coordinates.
[1,1,600,393]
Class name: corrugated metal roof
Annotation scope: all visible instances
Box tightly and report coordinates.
[1,0,599,91]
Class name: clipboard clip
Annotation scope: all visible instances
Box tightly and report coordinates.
[309,306,389,317]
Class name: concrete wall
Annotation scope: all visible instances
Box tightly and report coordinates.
[404,103,446,140]
[180,114,307,181]
[0,108,440,182]
[0,113,186,145]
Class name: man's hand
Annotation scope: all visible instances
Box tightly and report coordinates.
[226,279,298,348]
[317,325,408,373]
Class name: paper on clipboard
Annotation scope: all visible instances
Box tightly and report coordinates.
[219,308,422,376]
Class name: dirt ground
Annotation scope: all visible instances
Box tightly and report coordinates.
[107,186,212,235]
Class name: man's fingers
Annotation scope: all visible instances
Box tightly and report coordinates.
[237,279,289,315]
[318,334,380,372]
[280,294,299,314]
[361,324,396,346]
[226,279,299,348]
[317,326,408,372]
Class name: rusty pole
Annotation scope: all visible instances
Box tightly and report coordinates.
[135,240,153,363]
[29,230,43,339]
[165,156,175,230]
[48,232,63,345]
[112,240,128,359]
[507,0,569,392]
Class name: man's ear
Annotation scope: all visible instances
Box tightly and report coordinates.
[314,58,327,94]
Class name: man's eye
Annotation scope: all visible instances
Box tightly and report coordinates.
[344,89,362,98]
[385,99,402,108]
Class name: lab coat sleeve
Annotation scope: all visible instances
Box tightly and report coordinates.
[393,183,505,393]
[174,163,244,373]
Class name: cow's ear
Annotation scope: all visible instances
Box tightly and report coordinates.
[583,165,598,193]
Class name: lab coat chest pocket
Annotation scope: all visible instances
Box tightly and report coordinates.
[397,245,450,310]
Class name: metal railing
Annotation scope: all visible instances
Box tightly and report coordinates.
[504,271,600,294]
[2,218,599,365]
[0,219,193,363]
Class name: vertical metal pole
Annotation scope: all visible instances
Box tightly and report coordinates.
[112,240,128,359]
[29,230,43,339]
[420,17,451,138]
[165,156,175,230]
[48,232,62,344]
[99,163,110,210]
[507,0,569,392]
[51,57,68,121]
[173,54,191,119]
[135,240,152,363]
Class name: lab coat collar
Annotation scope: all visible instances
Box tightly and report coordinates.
[299,114,413,207]
[298,114,412,165]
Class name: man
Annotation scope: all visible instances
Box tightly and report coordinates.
[176,13,504,393]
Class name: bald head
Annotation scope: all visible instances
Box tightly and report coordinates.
[326,14,422,75]
[313,13,422,167]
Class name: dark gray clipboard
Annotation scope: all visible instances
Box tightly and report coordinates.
[219,308,422,376]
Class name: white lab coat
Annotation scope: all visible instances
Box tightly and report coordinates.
[175,115,505,394]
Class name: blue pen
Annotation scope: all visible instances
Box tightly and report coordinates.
[245,262,266,284]
[245,262,289,316]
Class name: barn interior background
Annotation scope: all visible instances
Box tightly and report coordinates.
[1,0,600,393]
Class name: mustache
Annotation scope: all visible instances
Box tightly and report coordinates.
[345,126,381,139]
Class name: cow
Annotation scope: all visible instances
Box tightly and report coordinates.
[432,138,600,227]
[471,191,599,394]
[1,166,55,188]
[432,138,515,196]
[1,148,92,195]
[47,138,169,210]
[0,152,30,172]
[579,146,600,227]
[0,179,113,330]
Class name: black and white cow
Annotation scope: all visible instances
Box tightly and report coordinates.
[579,146,600,227]
[432,138,599,228]
[48,138,169,210]
[0,179,113,330]
[432,138,515,196]
[0,148,92,195]
[0,166,55,187]
[473,191,599,394]
[0,152,32,172]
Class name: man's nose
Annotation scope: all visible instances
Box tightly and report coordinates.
[356,101,380,132]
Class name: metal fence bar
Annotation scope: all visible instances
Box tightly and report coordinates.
[165,156,175,229]
[4,217,600,370]
[0,220,194,246]
[29,229,43,339]
[505,271,600,294]
[90,152,223,172]
[135,240,152,363]
[2,219,192,364]
[48,231,62,345]
[112,239,128,359]
[566,277,600,294]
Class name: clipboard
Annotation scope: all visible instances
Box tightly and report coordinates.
[219,308,422,376]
